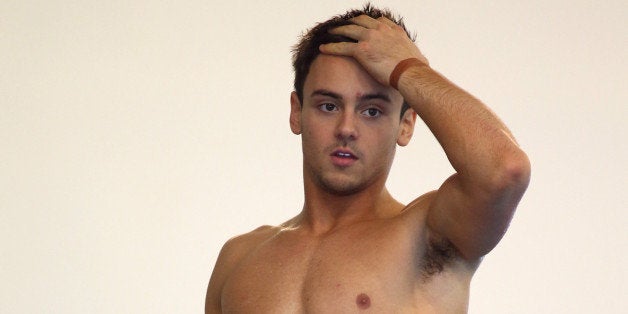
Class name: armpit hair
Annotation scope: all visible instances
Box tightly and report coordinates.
[421,233,458,279]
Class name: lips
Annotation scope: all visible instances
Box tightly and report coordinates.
[330,149,358,167]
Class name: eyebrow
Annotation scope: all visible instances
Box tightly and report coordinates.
[310,89,391,103]
[311,89,343,100]
[359,92,391,103]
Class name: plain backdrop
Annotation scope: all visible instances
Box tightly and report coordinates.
[1,0,626,313]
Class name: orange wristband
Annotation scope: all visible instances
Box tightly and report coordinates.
[389,58,426,90]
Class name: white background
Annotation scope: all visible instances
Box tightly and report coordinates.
[1,0,626,313]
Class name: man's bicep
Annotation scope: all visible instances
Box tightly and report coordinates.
[426,172,527,261]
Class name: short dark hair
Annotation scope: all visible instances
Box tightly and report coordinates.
[291,3,415,117]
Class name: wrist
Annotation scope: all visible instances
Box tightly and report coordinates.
[389,58,428,90]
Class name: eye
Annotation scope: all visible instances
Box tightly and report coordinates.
[319,103,338,112]
[361,108,382,117]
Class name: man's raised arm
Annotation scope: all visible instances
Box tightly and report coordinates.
[320,15,531,261]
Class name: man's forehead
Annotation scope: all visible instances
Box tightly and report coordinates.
[307,54,368,80]
[305,55,402,103]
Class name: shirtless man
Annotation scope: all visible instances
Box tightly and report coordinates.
[205,5,530,313]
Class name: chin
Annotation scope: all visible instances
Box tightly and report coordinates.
[318,175,368,196]
[322,184,363,196]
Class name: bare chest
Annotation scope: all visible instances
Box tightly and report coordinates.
[221,223,440,313]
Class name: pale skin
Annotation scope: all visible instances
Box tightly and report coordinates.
[206,15,530,314]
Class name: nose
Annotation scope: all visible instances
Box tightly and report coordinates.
[335,110,358,141]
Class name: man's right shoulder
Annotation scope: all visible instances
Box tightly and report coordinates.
[220,225,277,259]
[205,225,278,313]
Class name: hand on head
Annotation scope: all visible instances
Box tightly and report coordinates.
[319,15,429,87]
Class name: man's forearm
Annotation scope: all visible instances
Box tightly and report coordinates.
[398,65,529,190]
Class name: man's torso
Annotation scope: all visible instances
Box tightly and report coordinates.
[218,198,479,313]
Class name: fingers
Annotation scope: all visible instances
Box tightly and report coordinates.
[376,16,398,28]
[319,42,356,56]
[351,15,397,30]
[349,15,380,29]
[329,24,367,40]
[321,15,400,57]
[331,14,397,40]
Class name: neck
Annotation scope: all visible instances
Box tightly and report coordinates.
[294,178,403,234]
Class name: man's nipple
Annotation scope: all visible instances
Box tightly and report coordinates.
[356,293,371,309]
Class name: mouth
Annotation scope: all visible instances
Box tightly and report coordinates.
[330,149,358,166]
[331,149,358,159]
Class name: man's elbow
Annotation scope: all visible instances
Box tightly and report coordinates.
[457,152,531,261]
[490,150,531,194]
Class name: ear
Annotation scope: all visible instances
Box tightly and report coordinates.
[289,91,302,135]
[397,108,417,147]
